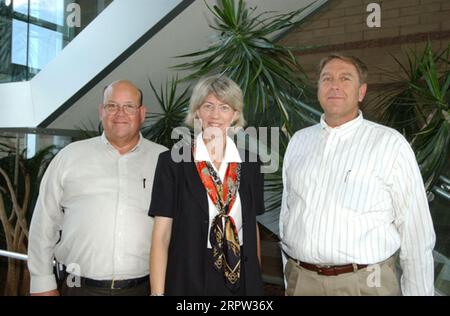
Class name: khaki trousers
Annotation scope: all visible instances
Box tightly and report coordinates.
[285,255,401,296]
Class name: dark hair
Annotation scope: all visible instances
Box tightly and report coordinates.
[318,53,368,85]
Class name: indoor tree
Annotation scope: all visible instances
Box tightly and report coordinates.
[143,0,320,211]
[371,43,449,190]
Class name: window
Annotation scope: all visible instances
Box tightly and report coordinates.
[0,0,113,83]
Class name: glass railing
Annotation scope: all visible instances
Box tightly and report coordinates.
[0,0,113,84]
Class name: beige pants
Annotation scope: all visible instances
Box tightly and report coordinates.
[285,256,401,296]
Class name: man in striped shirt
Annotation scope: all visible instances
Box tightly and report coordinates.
[279,54,436,296]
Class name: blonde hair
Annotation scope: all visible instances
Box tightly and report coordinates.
[185,75,246,129]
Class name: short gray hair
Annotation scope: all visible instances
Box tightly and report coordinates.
[185,75,246,129]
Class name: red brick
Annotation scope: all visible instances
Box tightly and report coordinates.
[330,15,365,27]
[313,26,346,37]
[382,15,420,28]
[382,9,400,20]
[413,40,442,52]
[400,23,440,35]
[336,0,364,9]
[420,0,444,4]
[300,19,329,31]
[400,43,420,53]
[382,0,420,10]
[420,11,450,25]
[363,26,400,40]
[367,74,383,86]
[442,19,450,31]
[290,30,315,41]
[345,22,368,33]
[362,0,380,6]
[297,36,331,47]
[322,8,346,19]
[329,31,364,45]
[400,3,440,16]
[345,5,366,16]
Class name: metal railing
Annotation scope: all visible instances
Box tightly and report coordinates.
[432,175,450,200]
[0,249,28,261]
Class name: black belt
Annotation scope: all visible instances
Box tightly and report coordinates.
[78,275,149,290]
[56,262,148,290]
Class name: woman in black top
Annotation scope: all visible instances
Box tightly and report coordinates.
[149,75,265,296]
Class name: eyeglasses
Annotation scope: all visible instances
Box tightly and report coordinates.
[200,103,233,114]
[103,103,140,115]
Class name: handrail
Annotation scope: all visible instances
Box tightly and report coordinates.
[432,175,450,201]
[0,249,28,261]
[439,175,450,186]
[433,186,450,200]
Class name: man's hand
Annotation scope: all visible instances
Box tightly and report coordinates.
[31,289,60,296]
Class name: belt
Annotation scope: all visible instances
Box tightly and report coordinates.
[78,275,148,290]
[298,261,368,276]
[284,251,368,276]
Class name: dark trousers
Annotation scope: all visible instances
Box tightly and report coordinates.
[59,277,150,296]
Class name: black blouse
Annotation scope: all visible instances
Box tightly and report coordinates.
[149,149,265,296]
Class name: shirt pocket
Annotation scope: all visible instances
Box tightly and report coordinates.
[339,170,375,213]
[128,175,152,213]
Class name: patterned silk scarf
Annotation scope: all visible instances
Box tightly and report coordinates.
[194,146,242,292]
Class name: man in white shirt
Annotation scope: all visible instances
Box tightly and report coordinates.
[28,80,166,295]
[280,54,436,296]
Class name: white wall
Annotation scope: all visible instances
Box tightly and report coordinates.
[50,0,322,130]
[0,0,184,128]
[0,0,324,129]
[0,82,33,127]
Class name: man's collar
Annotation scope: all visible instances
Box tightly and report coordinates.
[101,132,143,153]
[320,111,364,138]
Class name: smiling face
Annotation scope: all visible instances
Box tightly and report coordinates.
[196,93,238,137]
[99,81,146,150]
[318,58,367,127]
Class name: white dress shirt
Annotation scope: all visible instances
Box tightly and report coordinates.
[279,112,436,295]
[194,133,243,248]
[28,133,166,293]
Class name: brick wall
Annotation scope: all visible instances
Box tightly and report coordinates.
[279,0,450,116]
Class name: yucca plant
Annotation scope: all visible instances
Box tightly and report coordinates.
[75,121,103,140]
[371,43,450,190]
[174,0,318,135]
[171,0,321,212]
[141,77,190,148]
